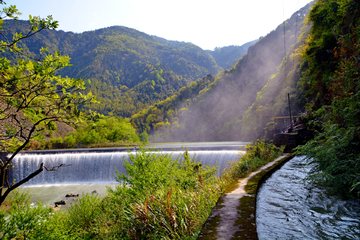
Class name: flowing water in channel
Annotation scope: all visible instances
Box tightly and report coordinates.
[256,156,360,239]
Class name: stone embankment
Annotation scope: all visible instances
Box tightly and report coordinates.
[198,154,292,240]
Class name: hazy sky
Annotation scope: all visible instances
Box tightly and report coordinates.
[9,0,312,50]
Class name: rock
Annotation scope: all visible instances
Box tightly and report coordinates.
[54,200,66,205]
[65,193,81,197]
[52,204,61,210]
[92,190,97,194]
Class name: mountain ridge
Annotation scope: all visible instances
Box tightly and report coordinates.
[2,20,254,117]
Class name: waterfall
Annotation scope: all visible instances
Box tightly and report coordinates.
[8,150,242,186]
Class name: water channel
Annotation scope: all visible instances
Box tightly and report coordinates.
[256,156,360,239]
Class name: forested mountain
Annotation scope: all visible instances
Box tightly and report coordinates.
[143,4,311,142]
[1,21,256,117]
[207,40,258,69]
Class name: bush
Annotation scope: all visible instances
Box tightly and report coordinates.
[139,131,149,143]
[112,148,218,204]
[297,123,360,199]
[0,190,53,239]
[60,116,142,148]
[107,148,221,238]
[231,139,283,178]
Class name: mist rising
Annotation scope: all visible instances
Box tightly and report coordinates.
[149,4,311,142]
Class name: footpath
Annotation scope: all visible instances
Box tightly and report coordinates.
[197,154,292,240]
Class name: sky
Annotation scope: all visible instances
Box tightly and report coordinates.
[8,0,313,50]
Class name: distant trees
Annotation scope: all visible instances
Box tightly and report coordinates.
[65,116,140,147]
[82,64,188,117]
[0,3,95,205]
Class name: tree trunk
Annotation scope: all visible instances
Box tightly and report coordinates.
[0,163,44,206]
[0,152,8,198]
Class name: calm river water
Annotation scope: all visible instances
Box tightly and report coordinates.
[256,156,360,239]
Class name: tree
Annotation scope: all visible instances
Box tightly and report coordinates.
[0,2,95,205]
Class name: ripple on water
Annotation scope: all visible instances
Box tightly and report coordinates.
[256,156,360,240]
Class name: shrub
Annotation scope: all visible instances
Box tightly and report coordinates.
[0,190,53,239]
[231,139,283,178]
[109,148,220,238]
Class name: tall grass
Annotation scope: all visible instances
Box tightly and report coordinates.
[0,141,282,239]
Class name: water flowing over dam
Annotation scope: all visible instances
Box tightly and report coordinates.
[8,149,242,187]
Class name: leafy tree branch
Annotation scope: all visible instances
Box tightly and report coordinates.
[0,1,95,205]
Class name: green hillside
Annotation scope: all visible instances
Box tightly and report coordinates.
[207,40,258,69]
[2,20,258,117]
[296,0,360,198]
[2,21,223,116]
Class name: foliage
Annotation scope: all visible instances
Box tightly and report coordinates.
[65,193,105,237]
[297,0,360,199]
[297,122,360,199]
[131,74,215,135]
[139,131,149,143]
[112,148,218,202]
[0,141,284,239]
[230,140,283,178]
[8,192,119,239]
[65,116,141,147]
[1,149,229,239]
[0,190,54,239]
[21,115,142,150]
